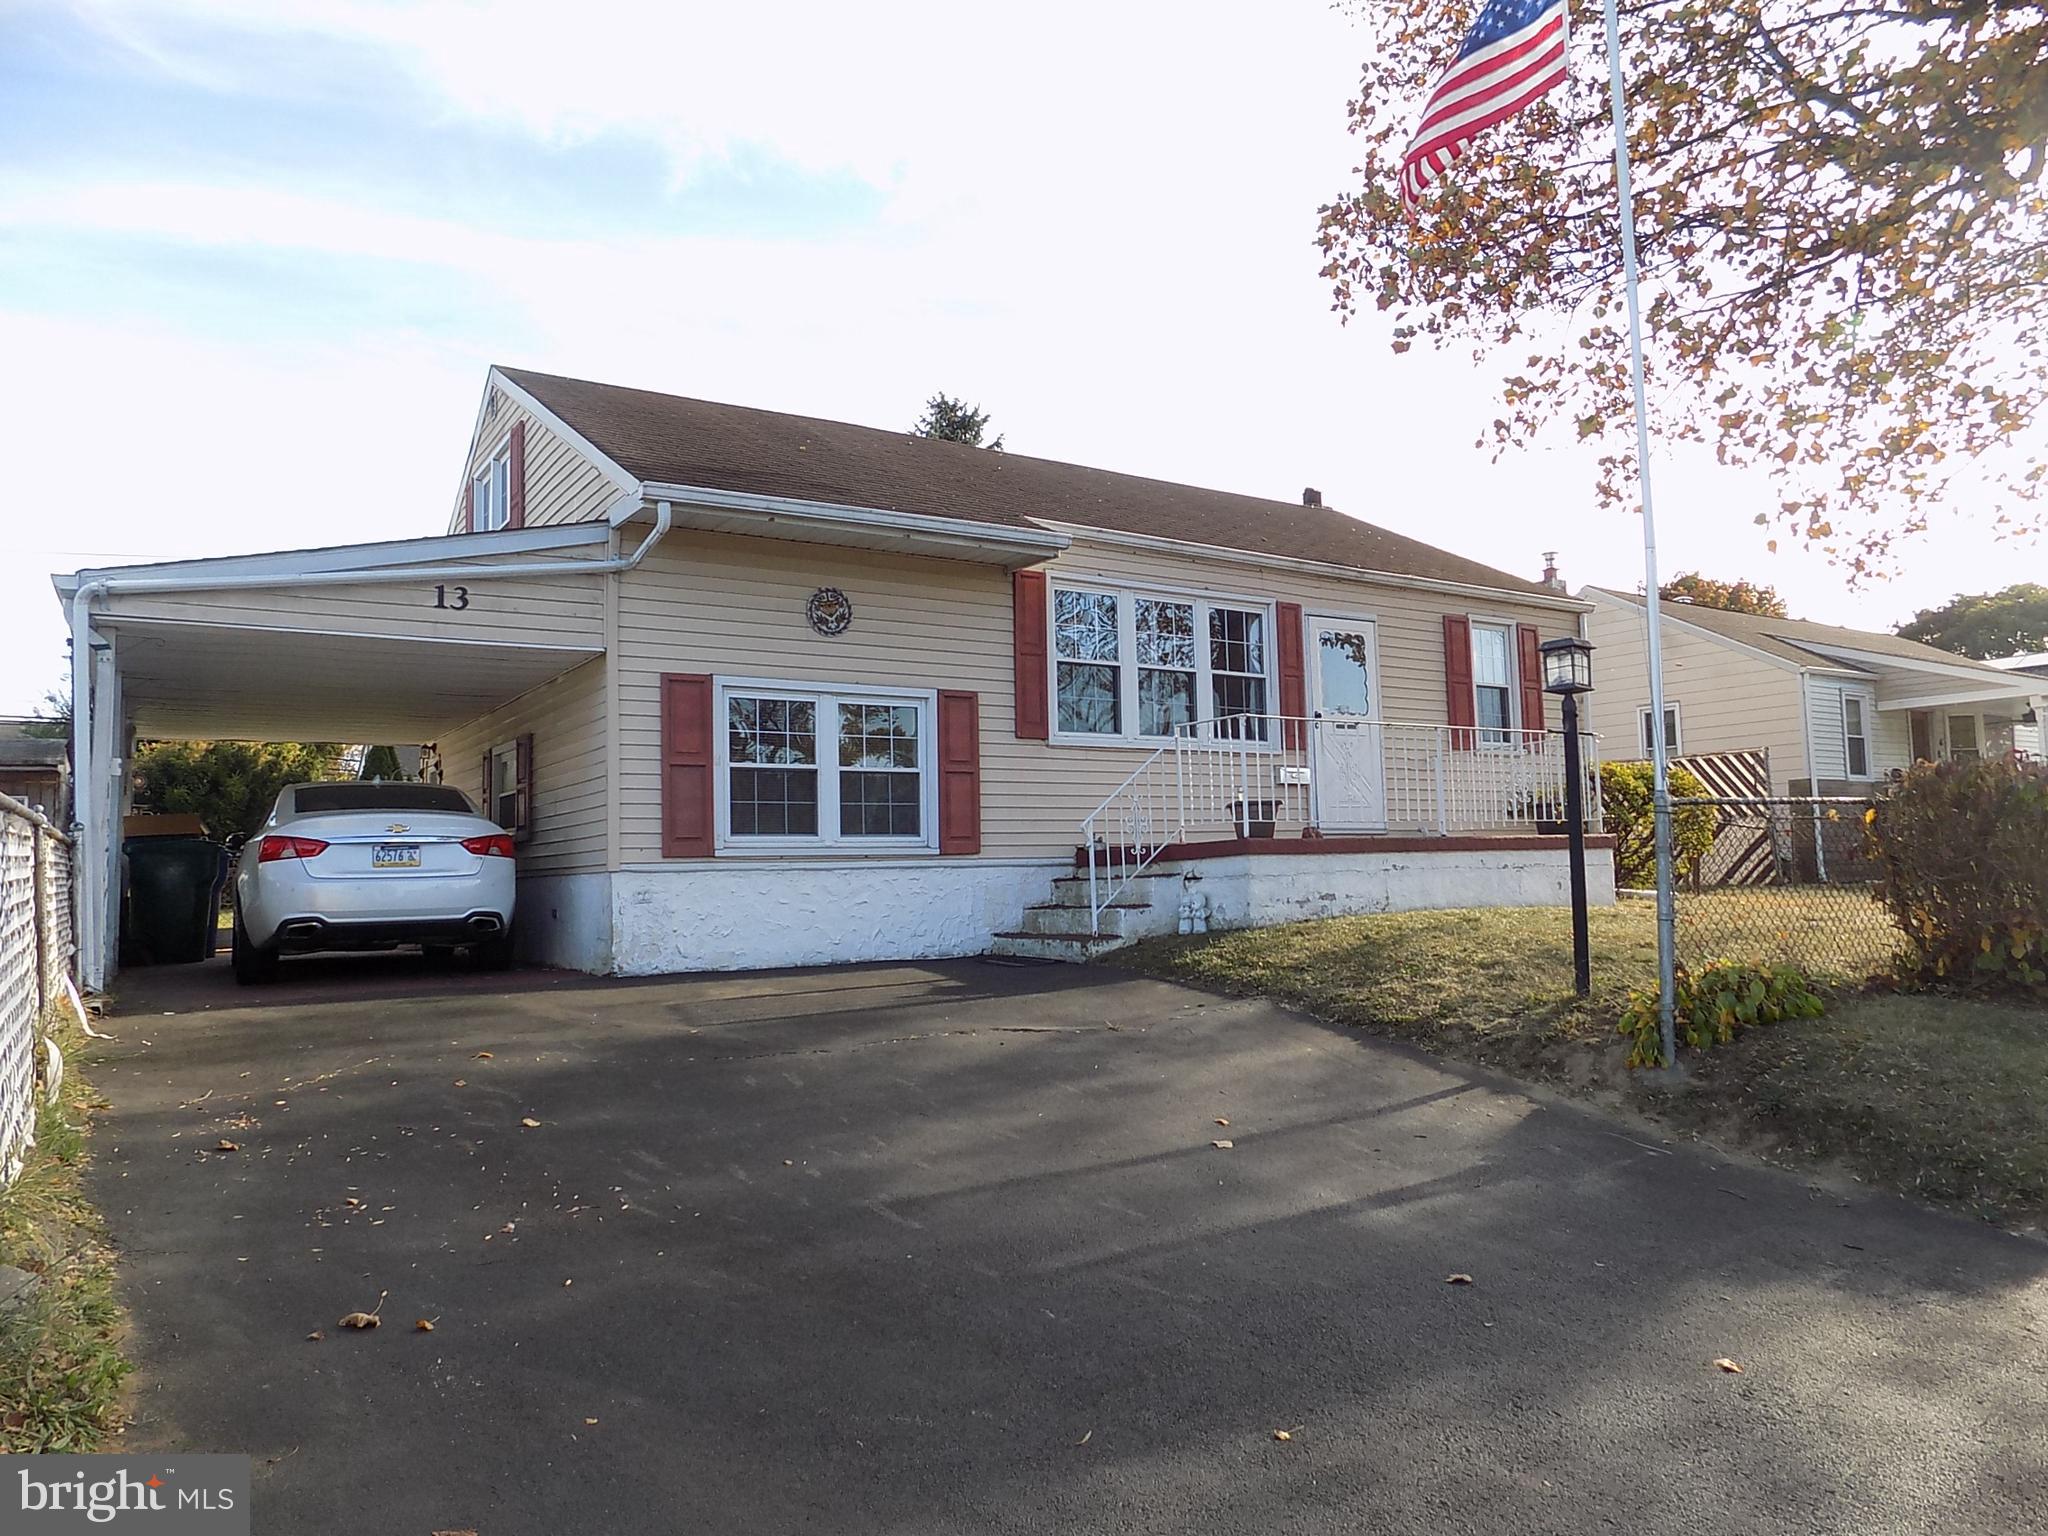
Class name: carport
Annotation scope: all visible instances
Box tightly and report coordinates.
[53,508,673,989]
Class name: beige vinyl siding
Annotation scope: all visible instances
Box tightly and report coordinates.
[614,529,1583,863]
[447,391,623,534]
[1585,597,1810,789]
[436,658,609,876]
[95,547,607,649]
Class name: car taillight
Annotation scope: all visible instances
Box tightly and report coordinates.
[462,834,516,857]
[256,835,329,862]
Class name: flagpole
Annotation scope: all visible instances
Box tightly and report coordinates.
[1600,0,1679,1070]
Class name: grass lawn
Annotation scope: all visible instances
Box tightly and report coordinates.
[0,1037,130,1451]
[1111,900,2048,1226]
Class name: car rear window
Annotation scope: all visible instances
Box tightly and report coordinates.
[292,784,474,815]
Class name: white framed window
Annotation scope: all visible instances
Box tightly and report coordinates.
[1841,691,1872,777]
[488,741,519,826]
[1470,621,1517,746]
[717,680,936,850]
[1946,712,1979,761]
[472,442,512,532]
[1051,582,1273,745]
[1639,704,1682,758]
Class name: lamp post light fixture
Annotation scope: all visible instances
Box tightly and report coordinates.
[1540,635,1596,997]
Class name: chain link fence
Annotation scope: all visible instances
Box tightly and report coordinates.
[1,790,76,1184]
[1673,796,1907,984]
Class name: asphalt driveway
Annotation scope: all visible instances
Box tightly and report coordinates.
[91,954,2047,1534]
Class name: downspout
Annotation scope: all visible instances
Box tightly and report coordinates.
[65,500,671,990]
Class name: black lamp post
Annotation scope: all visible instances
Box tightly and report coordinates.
[1540,635,1596,997]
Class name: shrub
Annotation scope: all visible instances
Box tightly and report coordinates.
[1599,760,1718,888]
[1619,961,1826,1068]
[1869,757,2048,991]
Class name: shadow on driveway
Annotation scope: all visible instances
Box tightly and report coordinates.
[90,956,2048,1535]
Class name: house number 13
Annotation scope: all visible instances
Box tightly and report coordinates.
[433,584,470,610]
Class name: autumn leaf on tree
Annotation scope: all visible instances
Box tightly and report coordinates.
[1315,0,2048,575]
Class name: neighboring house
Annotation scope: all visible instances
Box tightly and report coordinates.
[53,367,1613,986]
[0,718,69,822]
[1989,654,2047,760]
[1583,588,2046,793]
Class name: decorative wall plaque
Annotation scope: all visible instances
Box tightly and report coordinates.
[806,587,853,636]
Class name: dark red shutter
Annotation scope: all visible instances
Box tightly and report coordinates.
[938,691,982,855]
[461,480,474,534]
[1012,569,1049,740]
[661,674,716,858]
[513,732,535,839]
[1516,625,1547,743]
[480,748,493,820]
[1443,614,1476,750]
[1275,601,1306,749]
[507,421,527,530]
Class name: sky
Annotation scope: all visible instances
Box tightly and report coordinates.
[2,0,2036,718]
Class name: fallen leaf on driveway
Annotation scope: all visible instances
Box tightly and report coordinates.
[520,1118,542,1129]
[338,1312,380,1330]
[1272,1429,1294,1442]
[415,1318,436,1332]
[1074,1429,1092,1447]
[1445,1274,1475,1286]
[1211,1139,1234,1150]
[584,1417,599,1426]
[1713,1358,1743,1374]
[305,1331,323,1342]
[473,1052,493,1060]
[215,1140,240,1152]
[453,1079,466,1088]
[1215,1118,1230,1127]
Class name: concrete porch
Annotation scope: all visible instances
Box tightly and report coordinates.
[991,832,1619,960]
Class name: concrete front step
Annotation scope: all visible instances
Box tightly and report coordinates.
[1019,900,1149,938]
[988,929,1133,962]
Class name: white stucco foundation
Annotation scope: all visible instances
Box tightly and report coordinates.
[609,857,1070,976]
[1167,846,1616,932]
[513,872,615,973]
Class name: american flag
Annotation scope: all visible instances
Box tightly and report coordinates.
[1400,0,1570,211]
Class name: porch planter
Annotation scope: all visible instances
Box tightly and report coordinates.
[1231,799,1278,840]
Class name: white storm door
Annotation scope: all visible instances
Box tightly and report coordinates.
[1308,617,1386,832]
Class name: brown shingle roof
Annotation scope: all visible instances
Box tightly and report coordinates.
[499,367,1559,598]
[1588,588,2029,678]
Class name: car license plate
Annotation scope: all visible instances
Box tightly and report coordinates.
[372,844,421,870]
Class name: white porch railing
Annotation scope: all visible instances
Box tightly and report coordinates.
[1080,716,1603,932]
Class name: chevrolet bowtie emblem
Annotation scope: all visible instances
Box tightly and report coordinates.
[387,823,410,834]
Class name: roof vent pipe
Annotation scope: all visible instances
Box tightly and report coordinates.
[1302,488,1322,507]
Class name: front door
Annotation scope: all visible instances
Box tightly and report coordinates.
[1307,617,1386,831]
[1910,709,1934,763]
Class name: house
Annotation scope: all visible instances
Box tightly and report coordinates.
[52,367,1612,987]
[1990,654,2047,760]
[1582,588,2046,791]
[0,718,69,821]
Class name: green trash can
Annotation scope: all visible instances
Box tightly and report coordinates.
[122,835,231,965]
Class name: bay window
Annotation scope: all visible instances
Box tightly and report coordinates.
[1051,583,1273,743]
[723,684,932,847]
